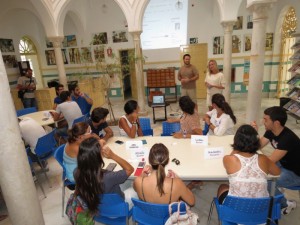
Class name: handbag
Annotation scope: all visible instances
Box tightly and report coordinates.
[165,201,199,225]
[65,193,95,225]
[18,90,26,99]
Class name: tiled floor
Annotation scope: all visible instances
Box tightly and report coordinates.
[0,97,299,225]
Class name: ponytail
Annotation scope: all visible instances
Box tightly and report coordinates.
[156,164,166,196]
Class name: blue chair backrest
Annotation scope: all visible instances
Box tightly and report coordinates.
[54,144,66,176]
[131,198,170,225]
[161,121,181,136]
[139,117,153,136]
[35,129,57,156]
[16,107,37,117]
[94,194,130,225]
[72,114,87,126]
[215,194,283,225]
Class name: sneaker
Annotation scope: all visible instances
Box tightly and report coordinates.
[281,200,297,215]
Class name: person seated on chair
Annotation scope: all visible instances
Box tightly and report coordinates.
[63,122,105,186]
[74,137,135,214]
[133,143,195,206]
[88,107,113,141]
[69,84,93,115]
[168,96,202,139]
[119,100,143,138]
[53,84,64,110]
[50,91,82,143]
[19,117,47,169]
[251,106,300,215]
[203,93,236,136]
[217,124,280,204]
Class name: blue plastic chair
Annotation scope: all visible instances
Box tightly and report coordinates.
[94,194,131,225]
[72,114,88,126]
[208,194,284,225]
[34,129,57,187]
[54,144,76,217]
[161,121,181,136]
[131,198,170,225]
[139,117,153,136]
[16,107,37,117]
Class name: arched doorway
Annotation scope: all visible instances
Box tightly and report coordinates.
[277,7,297,98]
[19,36,43,89]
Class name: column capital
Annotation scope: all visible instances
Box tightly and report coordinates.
[221,21,235,33]
[247,1,276,20]
[130,31,142,41]
[47,36,64,48]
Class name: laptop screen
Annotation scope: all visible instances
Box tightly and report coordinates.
[152,95,165,104]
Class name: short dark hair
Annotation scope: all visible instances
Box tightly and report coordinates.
[91,107,109,123]
[183,54,191,59]
[231,124,260,153]
[264,106,287,126]
[179,96,195,115]
[55,84,64,92]
[124,100,138,114]
[59,90,71,102]
[69,84,78,92]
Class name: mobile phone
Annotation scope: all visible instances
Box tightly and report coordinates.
[137,161,146,168]
[106,163,117,171]
[142,139,147,144]
[115,140,124,145]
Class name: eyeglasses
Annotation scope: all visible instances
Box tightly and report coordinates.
[172,158,180,165]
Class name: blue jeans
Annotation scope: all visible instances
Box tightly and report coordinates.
[270,163,300,208]
[22,98,37,109]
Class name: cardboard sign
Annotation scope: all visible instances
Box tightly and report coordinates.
[191,135,208,146]
[204,147,224,159]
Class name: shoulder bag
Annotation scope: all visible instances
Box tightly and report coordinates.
[165,201,199,225]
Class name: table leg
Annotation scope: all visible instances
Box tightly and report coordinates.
[164,105,167,120]
[152,107,156,124]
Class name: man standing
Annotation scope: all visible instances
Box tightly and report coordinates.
[17,68,37,108]
[88,107,113,141]
[70,84,93,115]
[252,106,300,215]
[178,54,199,109]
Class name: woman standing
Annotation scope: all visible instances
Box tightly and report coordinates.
[133,143,195,206]
[205,60,225,110]
[119,100,143,138]
[204,93,236,136]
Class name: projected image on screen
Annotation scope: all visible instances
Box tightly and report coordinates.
[141,0,188,50]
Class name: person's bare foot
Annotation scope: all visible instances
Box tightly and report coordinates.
[187,181,204,190]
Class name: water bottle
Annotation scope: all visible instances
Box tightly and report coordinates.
[183,129,187,138]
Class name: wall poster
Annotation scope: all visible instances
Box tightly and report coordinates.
[213,36,224,55]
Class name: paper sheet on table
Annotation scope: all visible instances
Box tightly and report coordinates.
[126,141,148,160]
[204,147,224,159]
[191,135,208,146]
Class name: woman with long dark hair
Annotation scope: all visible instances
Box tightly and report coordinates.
[204,93,236,136]
[74,137,134,214]
[133,143,195,205]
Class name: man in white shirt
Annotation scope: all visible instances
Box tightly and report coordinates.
[50,91,82,143]
[19,117,47,167]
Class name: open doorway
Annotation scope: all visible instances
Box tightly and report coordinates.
[19,36,43,89]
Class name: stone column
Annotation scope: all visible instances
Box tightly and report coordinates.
[130,31,147,115]
[0,51,44,224]
[221,21,235,102]
[246,2,274,123]
[48,36,67,87]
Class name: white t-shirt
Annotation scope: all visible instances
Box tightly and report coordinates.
[19,117,46,154]
[118,115,137,137]
[56,101,82,128]
[205,72,225,94]
[206,109,234,136]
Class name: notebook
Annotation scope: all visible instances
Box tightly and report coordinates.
[152,95,165,106]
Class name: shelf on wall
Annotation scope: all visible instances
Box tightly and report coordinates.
[291,39,300,49]
[284,100,300,117]
[287,75,300,85]
[288,61,300,72]
[290,49,300,60]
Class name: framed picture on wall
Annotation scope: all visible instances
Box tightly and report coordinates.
[61,49,68,64]
[46,39,53,48]
[2,55,18,68]
[0,38,15,52]
[232,35,241,53]
[63,35,77,47]
[81,47,93,63]
[233,16,243,30]
[244,34,252,52]
[93,46,105,62]
[112,30,128,43]
[247,15,253,29]
[68,48,81,64]
[265,33,273,51]
[190,38,198,44]
[213,36,224,55]
[45,50,56,65]
[92,32,108,45]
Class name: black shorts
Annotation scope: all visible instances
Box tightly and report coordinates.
[218,190,229,204]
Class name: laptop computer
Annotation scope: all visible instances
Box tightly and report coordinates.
[152,95,166,106]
